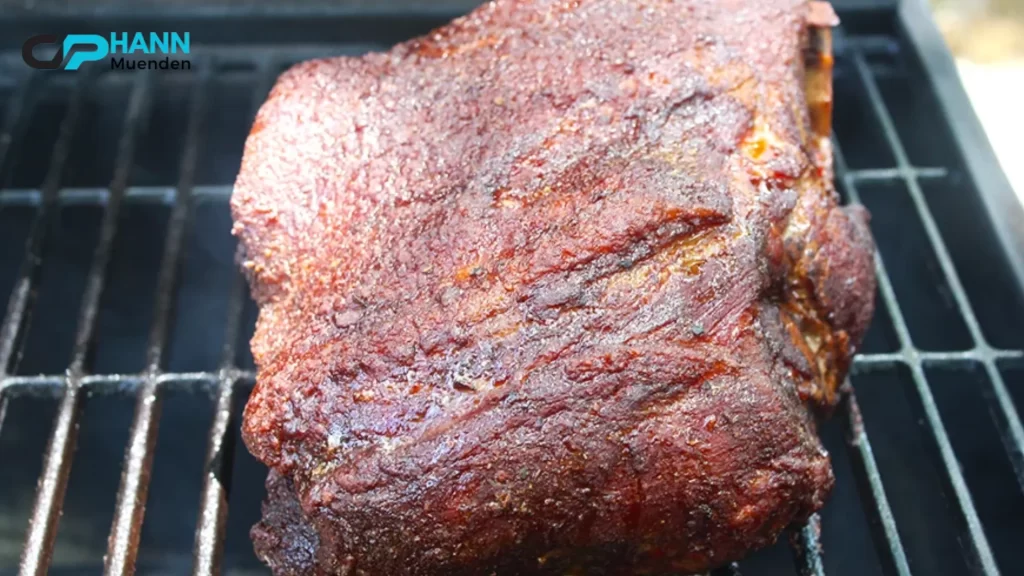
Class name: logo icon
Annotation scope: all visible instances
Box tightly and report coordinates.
[22,33,190,71]
[23,34,110,71]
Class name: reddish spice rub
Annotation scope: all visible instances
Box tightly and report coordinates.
[231,0,875,574]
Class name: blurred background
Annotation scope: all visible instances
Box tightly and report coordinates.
[933,0,1024,202]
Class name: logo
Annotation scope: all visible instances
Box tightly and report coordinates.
[22,32,191,71]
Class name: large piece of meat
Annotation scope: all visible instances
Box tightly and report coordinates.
[230,0,876,573]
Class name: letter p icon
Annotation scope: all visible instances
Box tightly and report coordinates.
[62,34,109,71]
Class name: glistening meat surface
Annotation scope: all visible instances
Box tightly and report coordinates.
[231,0,876,573]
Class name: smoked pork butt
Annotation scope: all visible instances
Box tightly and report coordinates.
[231,0,875,573]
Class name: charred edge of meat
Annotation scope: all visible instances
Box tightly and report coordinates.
[776,2,859,413]
[805,1,837,140]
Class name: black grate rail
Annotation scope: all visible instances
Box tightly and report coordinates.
[1,3,1024,576]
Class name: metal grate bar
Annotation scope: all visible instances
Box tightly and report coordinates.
[18,393,82,576]
[832,142,914,576]
[833,88,1000,575]
[852,52,1024,495]
[67,73,155,378]
[841,387,913,576]
[847,166,947,182]
[0,73,38,436]
[790,514,825,576]
[0,77,57,385]
[191,63,277,576]
[19,72,155,576]
[104,62,212,576]
[1,370,253,392]
[7,71,89,574]
[717,562,741,576]
[191,278,244,576]
[0,185,232,207]
[855,349,1024,368]
[855,45,1024,540]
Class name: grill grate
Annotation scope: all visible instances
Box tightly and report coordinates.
[1,3,1024,576]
